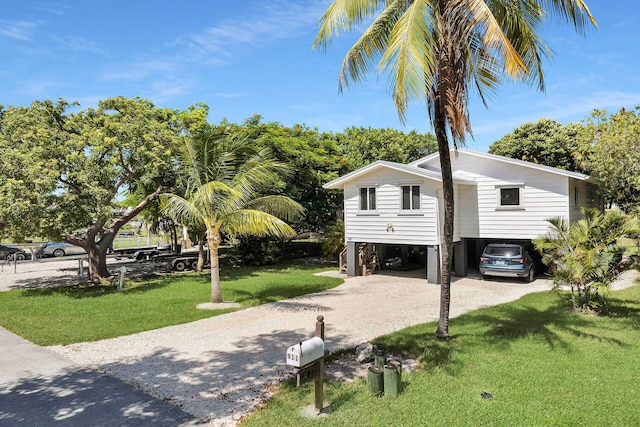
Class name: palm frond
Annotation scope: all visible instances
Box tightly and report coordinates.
[313,0,386,51]
[190,180,242,217]
[244,195,306,221]
[465,0,530,80]
[379,0,435,121]
[221,210,297,240]
[338,0,409,91]
[160,193,206,227]
[544,0,597,33]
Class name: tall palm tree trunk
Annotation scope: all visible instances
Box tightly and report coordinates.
[434,97,454,340]
[208,232,222,303]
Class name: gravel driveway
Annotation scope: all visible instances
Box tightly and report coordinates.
[47,270,559,426]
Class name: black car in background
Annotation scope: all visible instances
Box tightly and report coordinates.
[0,244,29,261]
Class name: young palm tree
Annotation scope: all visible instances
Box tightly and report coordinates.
[314,0,596,338]
[162,129,305,303]
[534,209,639,312]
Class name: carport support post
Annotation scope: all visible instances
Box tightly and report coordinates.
[427,245,441,284]
[315,315,325,413]
[454,240,467,277]
[346,241,358,276]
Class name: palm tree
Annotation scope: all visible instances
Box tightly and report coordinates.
[534,209,639,312]
[162,128,305,303]
[314,0,596,338]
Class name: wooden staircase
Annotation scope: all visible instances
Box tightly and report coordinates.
[339,244,380,275]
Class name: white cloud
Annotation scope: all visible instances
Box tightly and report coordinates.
[176,0,328,62]
[31,2,70,16]
[54,35,109,55]
[213,91,248,100]
[100,60,180,82]
[0,19,41,41]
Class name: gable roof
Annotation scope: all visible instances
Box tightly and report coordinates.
[409,148,591,181]
[323,160,476,190]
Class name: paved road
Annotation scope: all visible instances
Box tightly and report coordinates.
[0,326,202,426]
[0,257,165,292]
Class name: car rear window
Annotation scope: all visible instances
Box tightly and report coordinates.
[484,246,522,257]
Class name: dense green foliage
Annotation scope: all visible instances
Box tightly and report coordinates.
[534,208,639,312]
[0,96,439,270]
[0,97,208,277]
[0,262,342,346]
[243,284,640,426]
[335,127,437,169]
[489,118,585,172]
[578,108,640,211]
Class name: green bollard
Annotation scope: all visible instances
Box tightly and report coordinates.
[367,366,384,397]
[374,349,385,369]
[383,360,402,398]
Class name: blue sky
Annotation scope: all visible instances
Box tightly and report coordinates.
[1,1,639,152]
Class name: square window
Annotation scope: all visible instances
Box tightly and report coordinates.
[500,187,520,206]
[401,185,420,210]
[360,187,376,210]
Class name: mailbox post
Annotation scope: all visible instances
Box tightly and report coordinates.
[285,315,327,415]
[314,315,325,413]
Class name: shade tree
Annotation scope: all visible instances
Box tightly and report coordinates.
[0,97,207,278]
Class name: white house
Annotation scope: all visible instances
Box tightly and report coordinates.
[323,149,601,283]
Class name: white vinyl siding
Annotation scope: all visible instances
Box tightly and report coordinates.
[430,151,573,240]
[343,169,440,245]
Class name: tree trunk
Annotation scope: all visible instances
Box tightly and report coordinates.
[434,100,454,340]
[208,231,222,304]
[197,231,206,272]
[69,186,163,280]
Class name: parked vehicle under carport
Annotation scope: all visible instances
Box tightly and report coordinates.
[479,243,536,282]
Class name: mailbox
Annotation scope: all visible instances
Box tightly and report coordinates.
[286,336,325,368]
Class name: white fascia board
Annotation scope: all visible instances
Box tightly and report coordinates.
[410,148,591,181]
[323,160,475,189]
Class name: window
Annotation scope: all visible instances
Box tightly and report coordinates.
[500,187,521,206]
[401,185,420,210]
[359,187,376,210]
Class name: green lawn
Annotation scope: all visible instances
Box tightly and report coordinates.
[0,262,342,346]
[242,283,640,427]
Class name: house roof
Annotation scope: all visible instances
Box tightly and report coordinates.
[409,148,591,181]
[323,159,476,190]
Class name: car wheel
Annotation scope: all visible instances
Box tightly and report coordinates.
[15,253,26,261]
[190,260,198,270]
[525,266,535,283]
[53,249,65,257]
[173,260,186,272]
[481,274,490,281]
